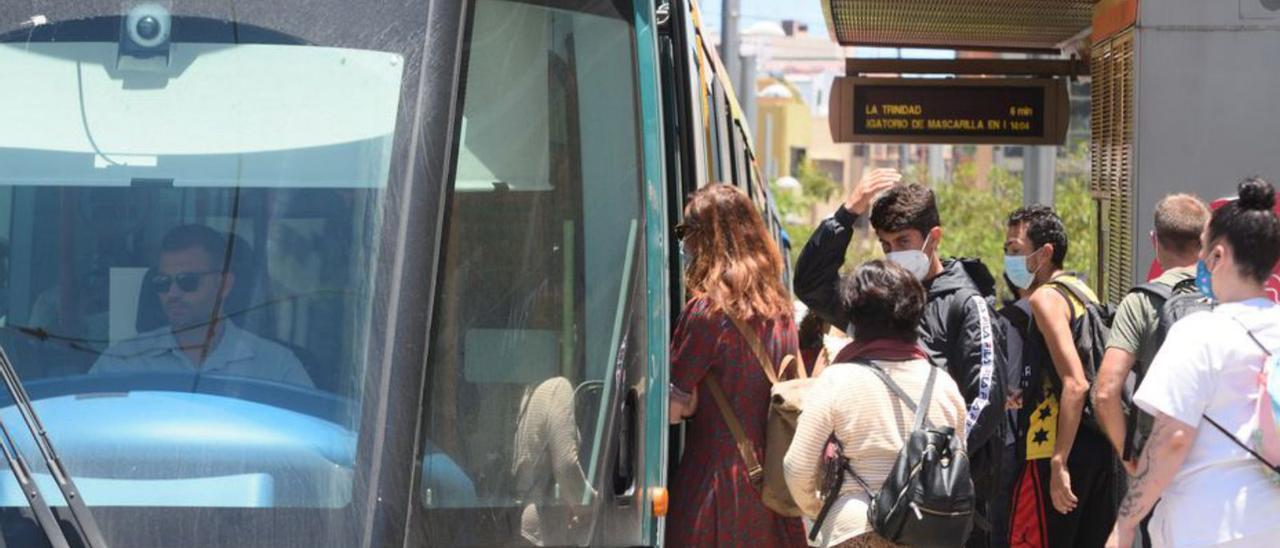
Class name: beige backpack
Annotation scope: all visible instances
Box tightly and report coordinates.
[703,316,829,518]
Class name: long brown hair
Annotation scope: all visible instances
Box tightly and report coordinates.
[682,184,791,321]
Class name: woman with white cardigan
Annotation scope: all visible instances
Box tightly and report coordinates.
[784,260,968,547]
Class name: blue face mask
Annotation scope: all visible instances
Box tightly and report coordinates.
[1004,253,1037,290]
[1196,258,1216,301]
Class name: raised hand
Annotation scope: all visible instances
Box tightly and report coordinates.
[843,168,902,216]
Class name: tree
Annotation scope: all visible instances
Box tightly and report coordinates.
[771,160,840,265]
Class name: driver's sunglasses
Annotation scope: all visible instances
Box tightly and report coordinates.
[674,223,691,241]
[150,271,219,294]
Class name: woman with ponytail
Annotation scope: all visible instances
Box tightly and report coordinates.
[1107,178,1280,548]
[666,184,806,548]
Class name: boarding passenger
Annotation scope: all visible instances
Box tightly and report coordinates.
[1091,194,1209,547]
[91,225,314,387]
[1003,206,1116,547]
[666,184,806,548]
[1106,178,1280,548]
[512,376,593,546]
[794,170,1006,546]
[785,260,967,547]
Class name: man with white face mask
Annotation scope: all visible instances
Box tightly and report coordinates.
[794,172,1007,548]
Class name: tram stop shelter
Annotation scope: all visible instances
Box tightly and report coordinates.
[818,0,1280,304]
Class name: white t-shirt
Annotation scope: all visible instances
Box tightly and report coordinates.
[1134,298,1280,547]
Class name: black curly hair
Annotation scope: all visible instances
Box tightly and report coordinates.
[839,260,925,343]
[870,183,940,237]
[1007,205,1068,267]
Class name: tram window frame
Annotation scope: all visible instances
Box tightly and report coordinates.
[703,76,722,183]
[710,79,733,186]
[691,38,715,187]
[729,119,748,192]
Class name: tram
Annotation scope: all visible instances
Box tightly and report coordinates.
[0,0,777,546]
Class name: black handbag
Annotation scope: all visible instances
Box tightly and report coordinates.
[811,362,975,547]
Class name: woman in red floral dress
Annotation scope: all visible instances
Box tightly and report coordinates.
[666,184,806,548]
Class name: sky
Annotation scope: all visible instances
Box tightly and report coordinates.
[698,0,956,60]
[699,0,829,35]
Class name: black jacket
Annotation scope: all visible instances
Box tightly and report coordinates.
[795,207,1007,498]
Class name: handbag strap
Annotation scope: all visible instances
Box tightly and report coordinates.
[704,374,764,485]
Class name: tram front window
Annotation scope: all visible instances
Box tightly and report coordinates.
[418,0,646,545]
[0,2,436,546]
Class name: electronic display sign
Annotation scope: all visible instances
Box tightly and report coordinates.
[829,77,1070,145]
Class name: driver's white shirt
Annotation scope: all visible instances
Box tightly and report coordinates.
[89,321,314,388]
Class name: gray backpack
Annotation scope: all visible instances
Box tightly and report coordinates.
[1122,277,1210,459]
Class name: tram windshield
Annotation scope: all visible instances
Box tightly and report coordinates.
[0,2,433,546]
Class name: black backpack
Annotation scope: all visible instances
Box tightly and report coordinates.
[955,257,998,301]
[1120,277,1210,459]
[811,362,974,546]
[1044,277,1114,433]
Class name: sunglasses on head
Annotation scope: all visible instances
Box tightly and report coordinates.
[150,271,218,294]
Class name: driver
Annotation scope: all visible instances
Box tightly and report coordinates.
[90,225,314,387]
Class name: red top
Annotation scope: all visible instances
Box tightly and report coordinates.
[666,297,806,548]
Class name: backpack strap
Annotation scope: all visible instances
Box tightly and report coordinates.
[1048,277,1094,322]
[703,375,764,486]
[829,361,939,527]
[701,315,796,488]
[1204,415,1280,473]
[858,361,938,431]
[1171,277,1200,294]
[727,315,790,383]
[1119,282,1174,461]
[1197,319,1279,472]
[914,364,940,432]
[1129,281,1173,302]
[1231,317,1272,356]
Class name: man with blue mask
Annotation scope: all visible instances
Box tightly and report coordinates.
[794,171,1007,548]
[1003,206,1117,547]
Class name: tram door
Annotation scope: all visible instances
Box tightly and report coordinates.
[417,0,660,545]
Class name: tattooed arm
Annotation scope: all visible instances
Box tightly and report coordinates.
[1105,412,1197,547]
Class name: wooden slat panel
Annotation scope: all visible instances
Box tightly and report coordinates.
[1092,30,1136,305]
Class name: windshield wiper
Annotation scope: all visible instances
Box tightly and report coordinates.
[0,344,108,548]
[0,417,69,548]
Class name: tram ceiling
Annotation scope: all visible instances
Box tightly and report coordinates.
[822,0,1095,53]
